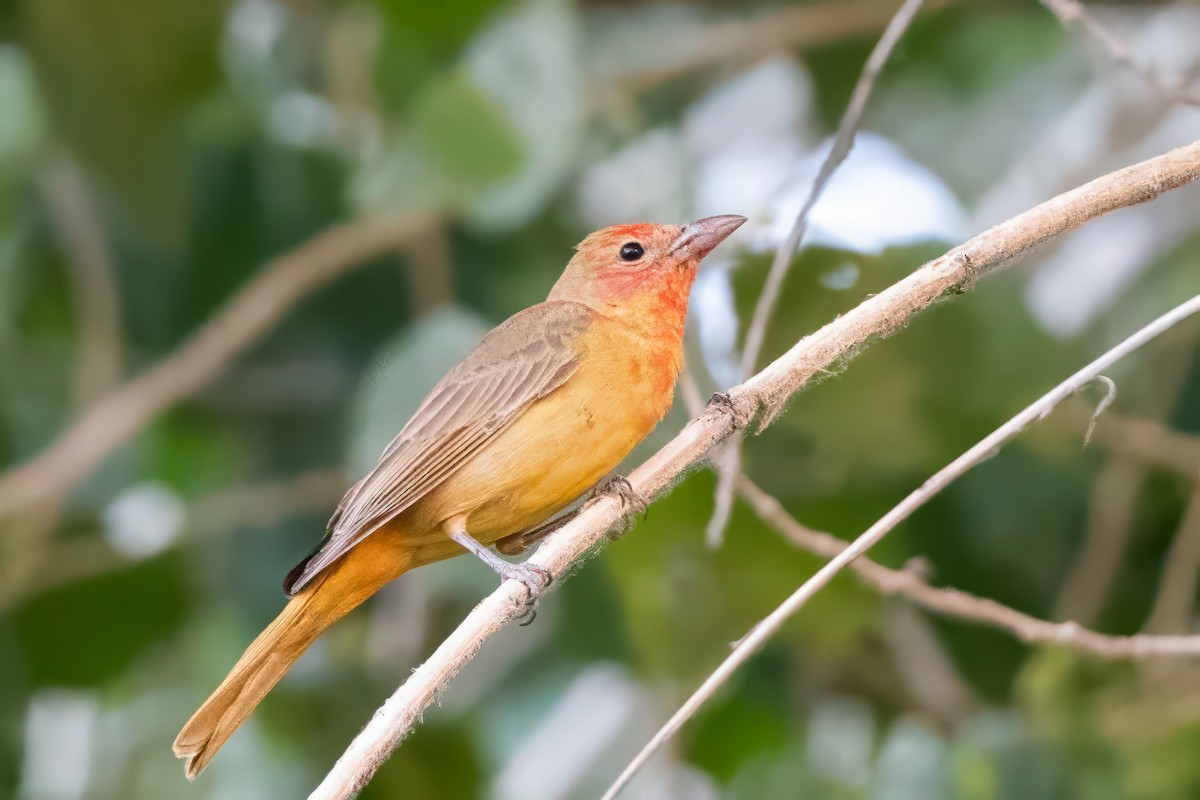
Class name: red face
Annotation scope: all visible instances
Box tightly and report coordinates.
[552,216,746,310]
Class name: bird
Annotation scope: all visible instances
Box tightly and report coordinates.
[172,214,746,778]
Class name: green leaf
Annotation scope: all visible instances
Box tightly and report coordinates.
[409,72,523,187]
[11,554,188,688]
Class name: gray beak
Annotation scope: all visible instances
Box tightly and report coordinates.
[671,215,748,259]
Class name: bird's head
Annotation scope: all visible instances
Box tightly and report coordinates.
[549,215,746,312]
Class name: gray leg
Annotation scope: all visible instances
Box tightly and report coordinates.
[448,527,551,596]
[494,508,579,556]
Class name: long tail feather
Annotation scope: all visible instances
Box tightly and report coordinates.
[174,537,413,778]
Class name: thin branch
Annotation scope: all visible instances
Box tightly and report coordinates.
[604,292,1200,800]
[0,469,346,610]
[707,0,924,549]
[1054,337,1200,622]
[602,0,949,93]
[1089,412,1200,476]
[739,0,924,378]
[1053,456,1146,625]
[1144,475,1200,633]
[738,476,1200,657]
[1082,374,1116,446]
[0,213,437,517]
[1040,0,1200,107]
[39,156,124,409]
[310,140,1200,800]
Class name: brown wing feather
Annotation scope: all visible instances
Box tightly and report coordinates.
[284,301,594,595]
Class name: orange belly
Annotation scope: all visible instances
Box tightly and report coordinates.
[393,316,680,554]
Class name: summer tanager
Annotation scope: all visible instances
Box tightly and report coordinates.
[173,214,746,778]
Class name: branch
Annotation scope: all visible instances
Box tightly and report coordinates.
[0,213,437,517]
[0,469,346,610]
[739,0,924,377]
[1144,475,1200,633]
[1040,0,1200,107]
[738,476,1200,657]
[708,0,925,548]
[311,140,1200,800]
[1079,410,1200,476]
[604,0,949,93]
[604,291,1200,800]
[40,156,124,409]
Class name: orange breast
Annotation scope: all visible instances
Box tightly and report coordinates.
[415,313,683,542]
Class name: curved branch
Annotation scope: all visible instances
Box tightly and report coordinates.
[605,291,1200,800]
[709,0,925,548]
[738,476,1200,657]
[310,139,1200,800]
[0,213,436,517]
[1040,0,1200,107]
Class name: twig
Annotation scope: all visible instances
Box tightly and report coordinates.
[1054,338,1200,622]
[0,213,436,517]
[39,156,124,409]
[603,292,1200,800]
[1053,457,1145,625]
[1088,412,1200,476]
[739,0,924,378]
[1040,0,1200,107]
[738,476,1200,657]
[0,469,347,610]
[1082,375,1116,446]
[310,140,1200,800]
[1144,476,1200,633]
[603,0,949,93]
[707,0,925,549]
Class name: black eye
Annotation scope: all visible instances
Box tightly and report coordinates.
[619,242,644,262]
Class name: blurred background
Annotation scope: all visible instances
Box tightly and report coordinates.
[1,0,1200,798]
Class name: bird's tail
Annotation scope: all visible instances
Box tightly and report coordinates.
[173,536,412,779]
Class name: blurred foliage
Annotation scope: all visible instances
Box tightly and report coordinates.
[2,0,1200,799]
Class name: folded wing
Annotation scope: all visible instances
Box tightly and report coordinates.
[284,301,595,595]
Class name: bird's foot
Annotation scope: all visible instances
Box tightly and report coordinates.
[497,561,553,626]
[590,473,648,542]
[498,560,553,596]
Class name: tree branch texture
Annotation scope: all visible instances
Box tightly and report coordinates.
[604,289,1200,800]
[310,139,1200,800]
[707,0,925,549]
[0,213,436,518]
[1041,0,1200,107]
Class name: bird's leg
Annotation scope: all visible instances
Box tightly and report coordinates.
[496,473,649,556]
[447,523,552,599]
[495,509,579,556]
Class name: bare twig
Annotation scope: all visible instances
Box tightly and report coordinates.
[738,477,1200,657]
[1144,476,1200,633]
[0,213,436,517]
[603,0,949,93]
[739,0,925,377]
[40,156,124,409]
[1088,412,1200,476]
[706,0,925,549]
[1053,457,1146,625]
[1040,0,1200,107]
[604,292,1200,800]
[311,140,1200,800]
[1054,338,1200,622]
[1082,375,1116,446]
[0,469,346,610]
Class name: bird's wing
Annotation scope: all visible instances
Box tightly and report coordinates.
[284,301,595,595]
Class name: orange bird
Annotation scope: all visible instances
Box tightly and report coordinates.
[173,215,745,778]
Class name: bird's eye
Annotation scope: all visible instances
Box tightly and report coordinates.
[619,242,645,262]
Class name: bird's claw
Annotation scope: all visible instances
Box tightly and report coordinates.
[497,561,552,626]
[590,474,648,542]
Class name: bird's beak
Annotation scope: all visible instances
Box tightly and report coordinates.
[670,215,748,260]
